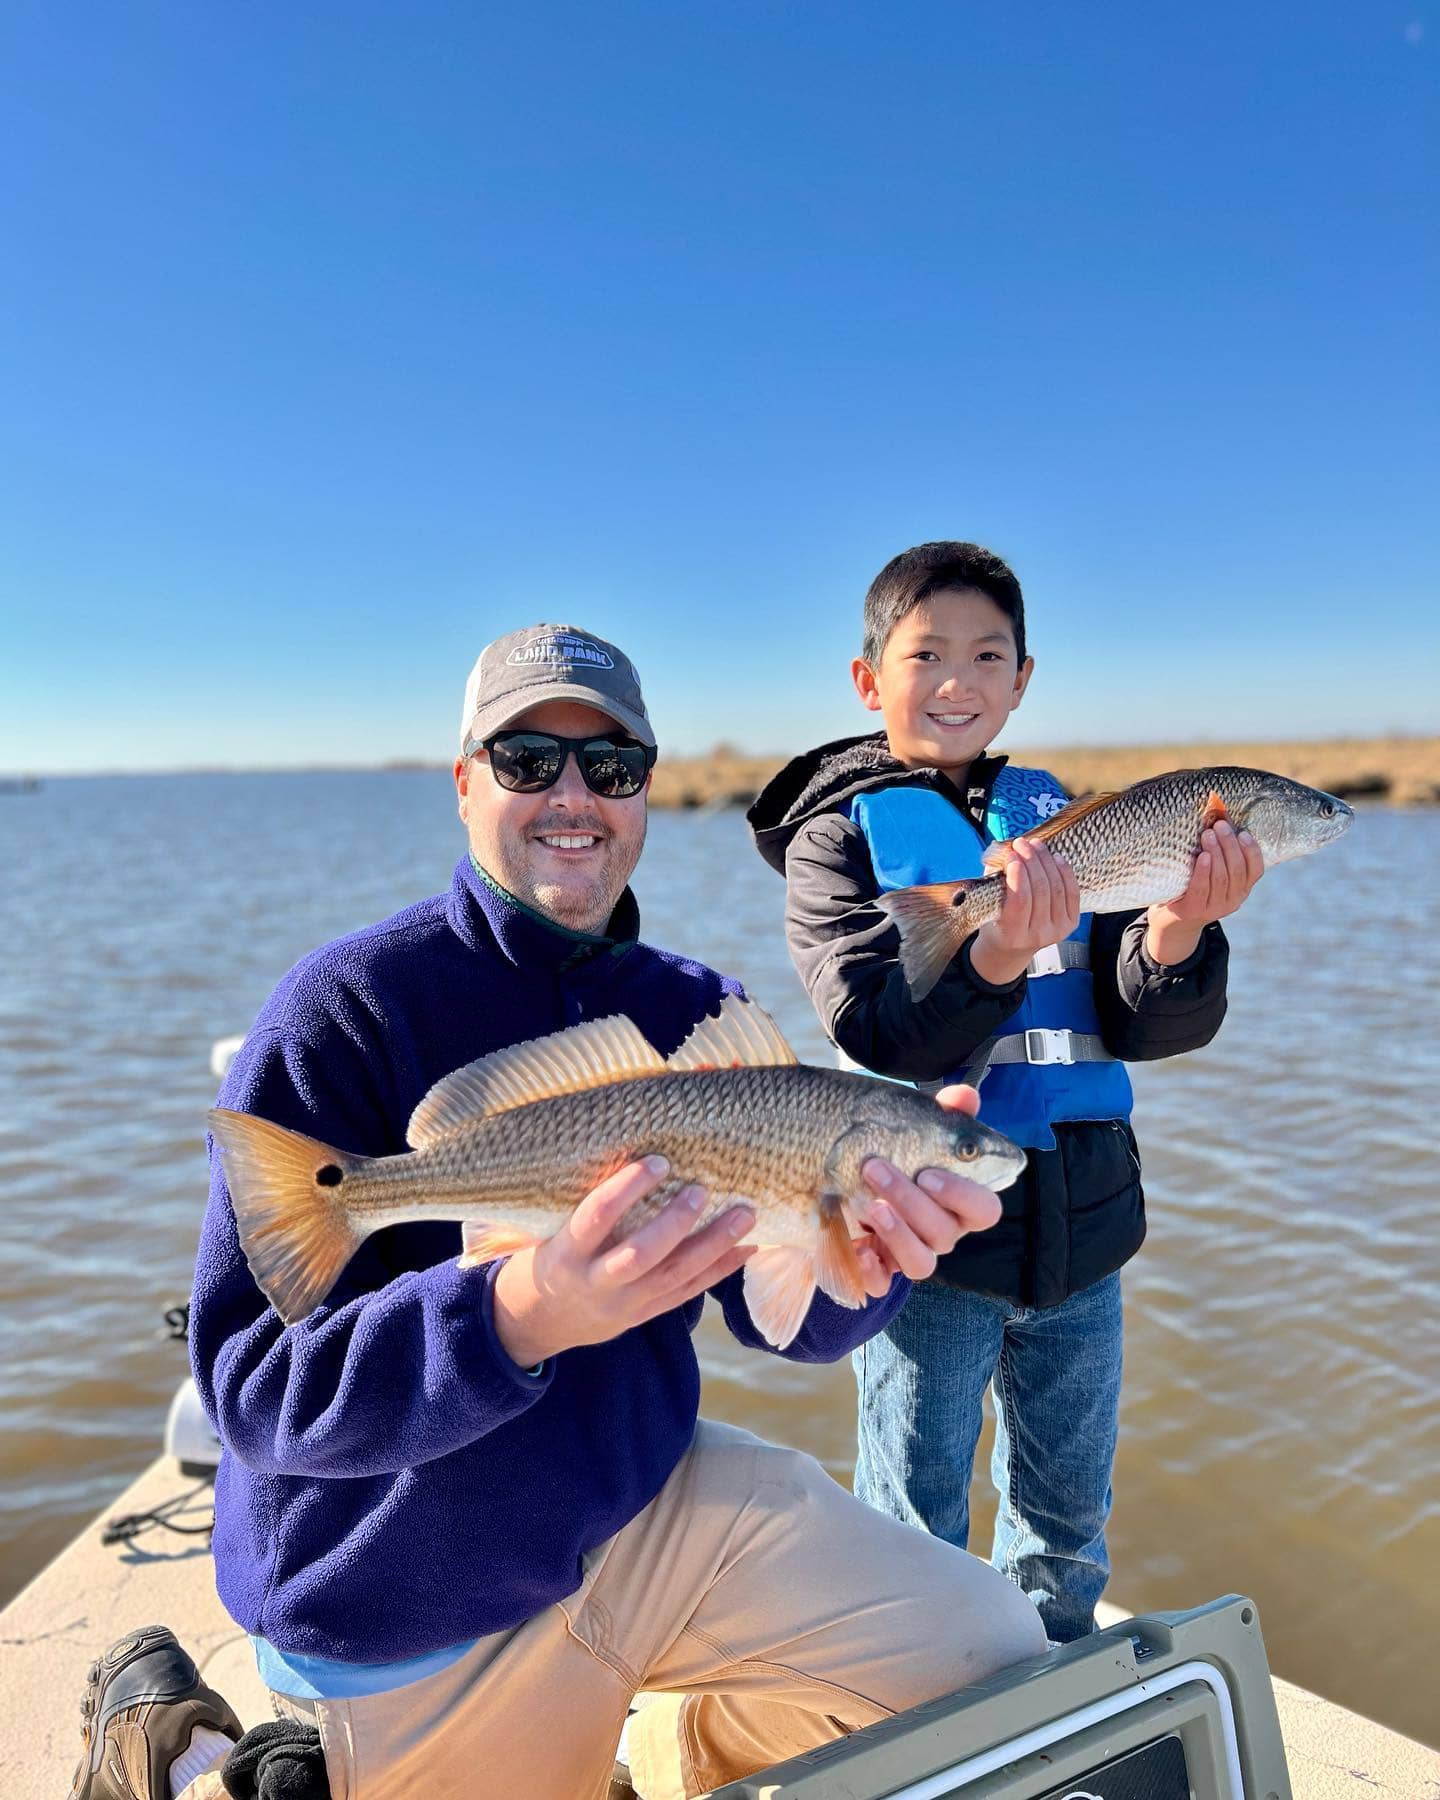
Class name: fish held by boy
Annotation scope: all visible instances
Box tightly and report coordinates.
[877,765,1354,1000]
[208,995,1027,1350]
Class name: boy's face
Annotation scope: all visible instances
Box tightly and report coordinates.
[852,587,1033,771]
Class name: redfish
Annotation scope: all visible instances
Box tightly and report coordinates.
[877,766,1354,999]
[208,995,1026,1349]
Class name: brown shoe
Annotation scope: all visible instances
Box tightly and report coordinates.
[69,1625,242,1800]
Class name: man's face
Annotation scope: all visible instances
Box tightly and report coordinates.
[454,699,649,934]
[852,587,1033,771]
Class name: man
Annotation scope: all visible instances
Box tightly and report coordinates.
[71,624,1046,1800]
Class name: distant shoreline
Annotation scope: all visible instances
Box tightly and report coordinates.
[7,735,1439,807]
[642,735,1440,811]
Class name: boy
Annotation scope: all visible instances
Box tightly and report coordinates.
[747,541,1263,1641]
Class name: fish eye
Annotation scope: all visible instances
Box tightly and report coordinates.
[957,1141,977,1161]
[1319,801,1336,819]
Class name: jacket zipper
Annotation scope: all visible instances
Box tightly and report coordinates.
[1111,1118,1142,1183]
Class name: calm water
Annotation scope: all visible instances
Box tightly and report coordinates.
[1,773,1436,1744]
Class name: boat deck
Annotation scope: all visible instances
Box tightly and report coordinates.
[2,1456,1435,1799]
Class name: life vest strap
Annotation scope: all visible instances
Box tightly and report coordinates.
[1027,941,1090,977]
[965,1027,1114,1086]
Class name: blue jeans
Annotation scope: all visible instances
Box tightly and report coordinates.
[853,1272,1123,1644]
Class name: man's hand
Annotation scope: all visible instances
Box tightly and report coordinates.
[852,1084,1004,1295]
[491,1158,754,1369]
[1145,819,1264,965]
[969,838,1082,987]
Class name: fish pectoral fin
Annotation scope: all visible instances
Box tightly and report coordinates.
[814,1193,867,1310]
[407,1016,669,1147]
[457,1220,543,1268]
[742,1246,818,1350]
[1201,789,1231,830]
[668,994,799,1072]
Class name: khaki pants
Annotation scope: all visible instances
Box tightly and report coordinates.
[191,1420,1047,1800]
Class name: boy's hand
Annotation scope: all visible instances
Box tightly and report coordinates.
[969,837,1082,987]
[853,1084,1004,1294]
[1145,819,1264,965]
[491,1158,754,1368]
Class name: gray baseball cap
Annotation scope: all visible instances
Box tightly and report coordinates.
[459,623,656,755]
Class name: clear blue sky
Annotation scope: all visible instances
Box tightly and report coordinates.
[2,1,1435,774]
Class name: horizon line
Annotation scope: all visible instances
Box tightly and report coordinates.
[5,729,1437,784]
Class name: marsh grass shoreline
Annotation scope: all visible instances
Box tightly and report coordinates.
[645,735,1440,810]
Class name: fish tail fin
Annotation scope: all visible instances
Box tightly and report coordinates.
[207,1108,372,1325]
[873,880,977,1001]
[742,1246,818,1350]
[814,1194,867,1310]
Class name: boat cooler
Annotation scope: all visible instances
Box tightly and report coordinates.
[705,1595,1290,1800]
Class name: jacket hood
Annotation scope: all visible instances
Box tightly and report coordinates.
[746,731,1007,874]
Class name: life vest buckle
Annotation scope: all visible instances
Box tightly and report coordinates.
[1027,944,1065,977]
[1024,1027,1077,1066]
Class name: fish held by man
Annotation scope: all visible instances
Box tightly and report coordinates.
[876,765,1355,1000]
[208,995,1027,1350]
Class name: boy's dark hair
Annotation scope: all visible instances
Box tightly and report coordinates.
[861,542,1026,667]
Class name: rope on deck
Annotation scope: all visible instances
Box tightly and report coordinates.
[101,1478,214,1548]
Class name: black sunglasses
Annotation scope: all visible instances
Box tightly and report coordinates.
[477,730,656,798]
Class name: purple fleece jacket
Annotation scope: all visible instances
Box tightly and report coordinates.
[190,856,911,1664]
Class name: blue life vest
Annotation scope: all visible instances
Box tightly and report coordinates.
[847,765,1133,1150]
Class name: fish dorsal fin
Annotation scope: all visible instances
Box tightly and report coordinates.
[407,1015,668,1147]
[668,994,800,1072]
[981,789,1123,870]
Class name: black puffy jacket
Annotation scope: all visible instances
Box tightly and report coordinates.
[748,733,1231,1308]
